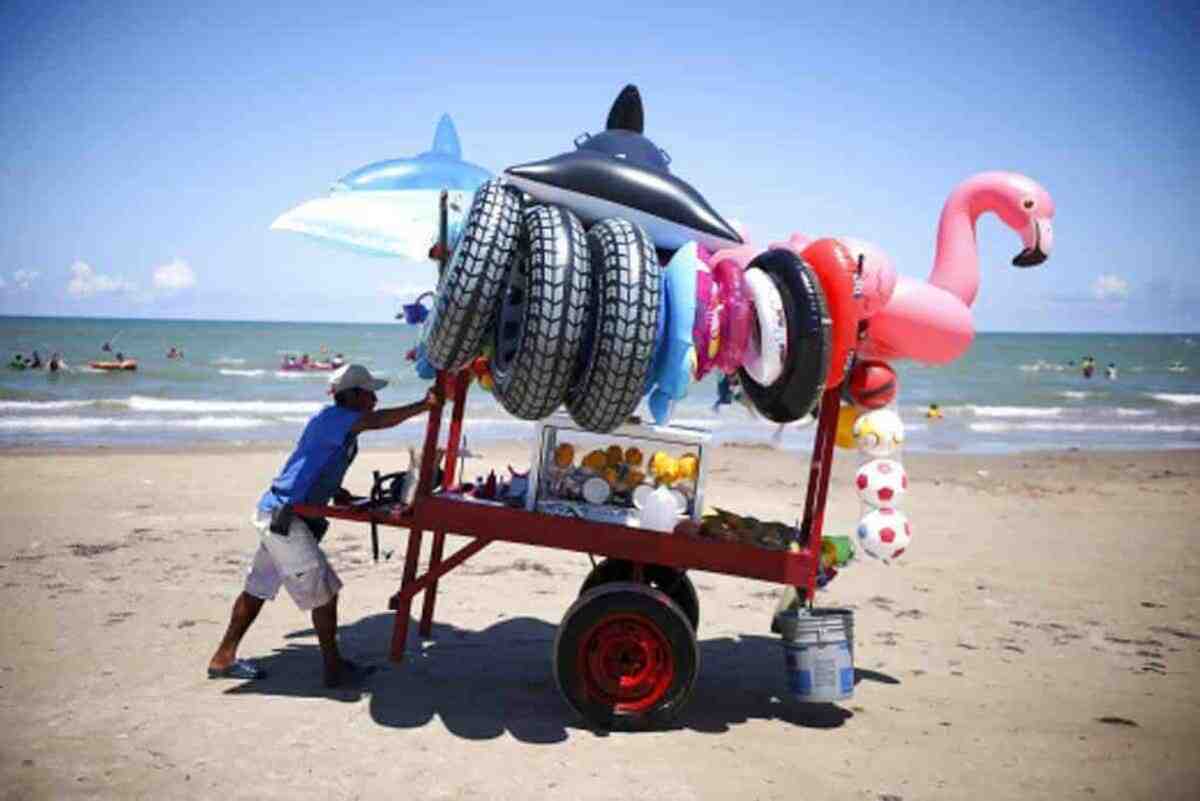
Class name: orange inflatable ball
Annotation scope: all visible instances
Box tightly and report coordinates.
[835,404,860,449]
[847,360,898,409]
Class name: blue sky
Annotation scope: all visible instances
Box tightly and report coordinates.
[1,0,1197,331]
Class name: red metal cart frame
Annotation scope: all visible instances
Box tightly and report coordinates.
[295,371,843,727]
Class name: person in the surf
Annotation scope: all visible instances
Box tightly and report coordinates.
[712,373,737,413]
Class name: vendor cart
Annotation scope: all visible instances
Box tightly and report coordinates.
[294,371,844,730]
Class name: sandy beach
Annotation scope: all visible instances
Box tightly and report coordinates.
[1,442,1198,800]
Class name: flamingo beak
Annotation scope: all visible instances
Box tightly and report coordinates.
[1013,217,1052,267]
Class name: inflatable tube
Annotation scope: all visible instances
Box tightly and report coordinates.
[737,249,831,423]
[691,264,717,379]
[566,218,662,432]
[89,360,137,371]
[711,259,752,374]
[504,85,742,252]
[647,242,700,425]
[769,232,811,254]
[741,267,787,386]
[838,237,897,320]
[800,238,860,388]
[424,179,522,370]
[705,242,760,273]
[491,205,593,420]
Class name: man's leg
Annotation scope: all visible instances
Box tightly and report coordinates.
[312,593,344,687]
[209,542,278,674]
[209,591,266,671]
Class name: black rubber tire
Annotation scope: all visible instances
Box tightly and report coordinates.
[425,179,523,371]
[566,218,661,432]
[554,582,698,731]
[738,249,831,422]
[491,206,592,420]
[578,559,700,632]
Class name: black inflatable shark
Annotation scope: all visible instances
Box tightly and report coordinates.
[504,85,743,252]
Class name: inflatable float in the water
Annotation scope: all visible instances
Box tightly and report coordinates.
[90,360,138,371]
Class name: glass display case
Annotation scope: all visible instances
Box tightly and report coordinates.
[526,413,712,529]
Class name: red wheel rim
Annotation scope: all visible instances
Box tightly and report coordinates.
[578,613,675,713]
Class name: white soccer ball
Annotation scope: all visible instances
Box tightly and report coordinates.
[856,507,911,563]
[852,408,905,458]
[854,458,907,509]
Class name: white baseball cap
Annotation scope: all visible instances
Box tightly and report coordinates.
[329,363,388,394]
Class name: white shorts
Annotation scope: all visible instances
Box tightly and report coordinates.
[244,510,343,611]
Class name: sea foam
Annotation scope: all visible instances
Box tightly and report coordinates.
[1148,393,1200,406]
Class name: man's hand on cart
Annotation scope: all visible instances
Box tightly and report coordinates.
[424,383,445,409]
[333,487,363,506]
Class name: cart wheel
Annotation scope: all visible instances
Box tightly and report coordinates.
[554,582,698,731]
[579,559,699,632]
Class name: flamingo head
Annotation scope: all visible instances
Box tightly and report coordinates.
[975,172,1055,268]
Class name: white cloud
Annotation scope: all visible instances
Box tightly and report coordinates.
[152,258,196,293]
[1092,274,1129,302]
[12,270,38,290]
[66,260,138,299]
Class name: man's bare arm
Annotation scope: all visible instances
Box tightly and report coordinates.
[350,386,442,434]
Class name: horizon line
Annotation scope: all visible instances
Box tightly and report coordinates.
[1,312,1197,337]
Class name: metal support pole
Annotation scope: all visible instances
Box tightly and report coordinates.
[799,387,843,603]
[419,374,470,637]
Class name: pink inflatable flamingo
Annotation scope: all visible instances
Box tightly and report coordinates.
[858,171,1055,364]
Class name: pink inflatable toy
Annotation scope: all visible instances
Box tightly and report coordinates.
[768,232,812,254]
[692,265,718,378]
[838,236,898,320]
[860,171,1054,364]
[711,259,752,373]
[693,241,760,378]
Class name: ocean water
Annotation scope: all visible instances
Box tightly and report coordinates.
[2,316,1198,454]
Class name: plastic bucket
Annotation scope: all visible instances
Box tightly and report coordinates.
[777,608,854,703]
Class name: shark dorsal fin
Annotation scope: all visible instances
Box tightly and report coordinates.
[606,85,644,133]
[430,113,462,159]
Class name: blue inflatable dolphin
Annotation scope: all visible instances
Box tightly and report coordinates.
[271,114,492,260]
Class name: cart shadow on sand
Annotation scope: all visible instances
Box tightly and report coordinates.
[225,612,899,743]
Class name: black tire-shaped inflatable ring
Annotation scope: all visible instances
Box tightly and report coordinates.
[737,248,831,423]
[566,218,661,433]
[491,205,593,420]
[424,179,522,371]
